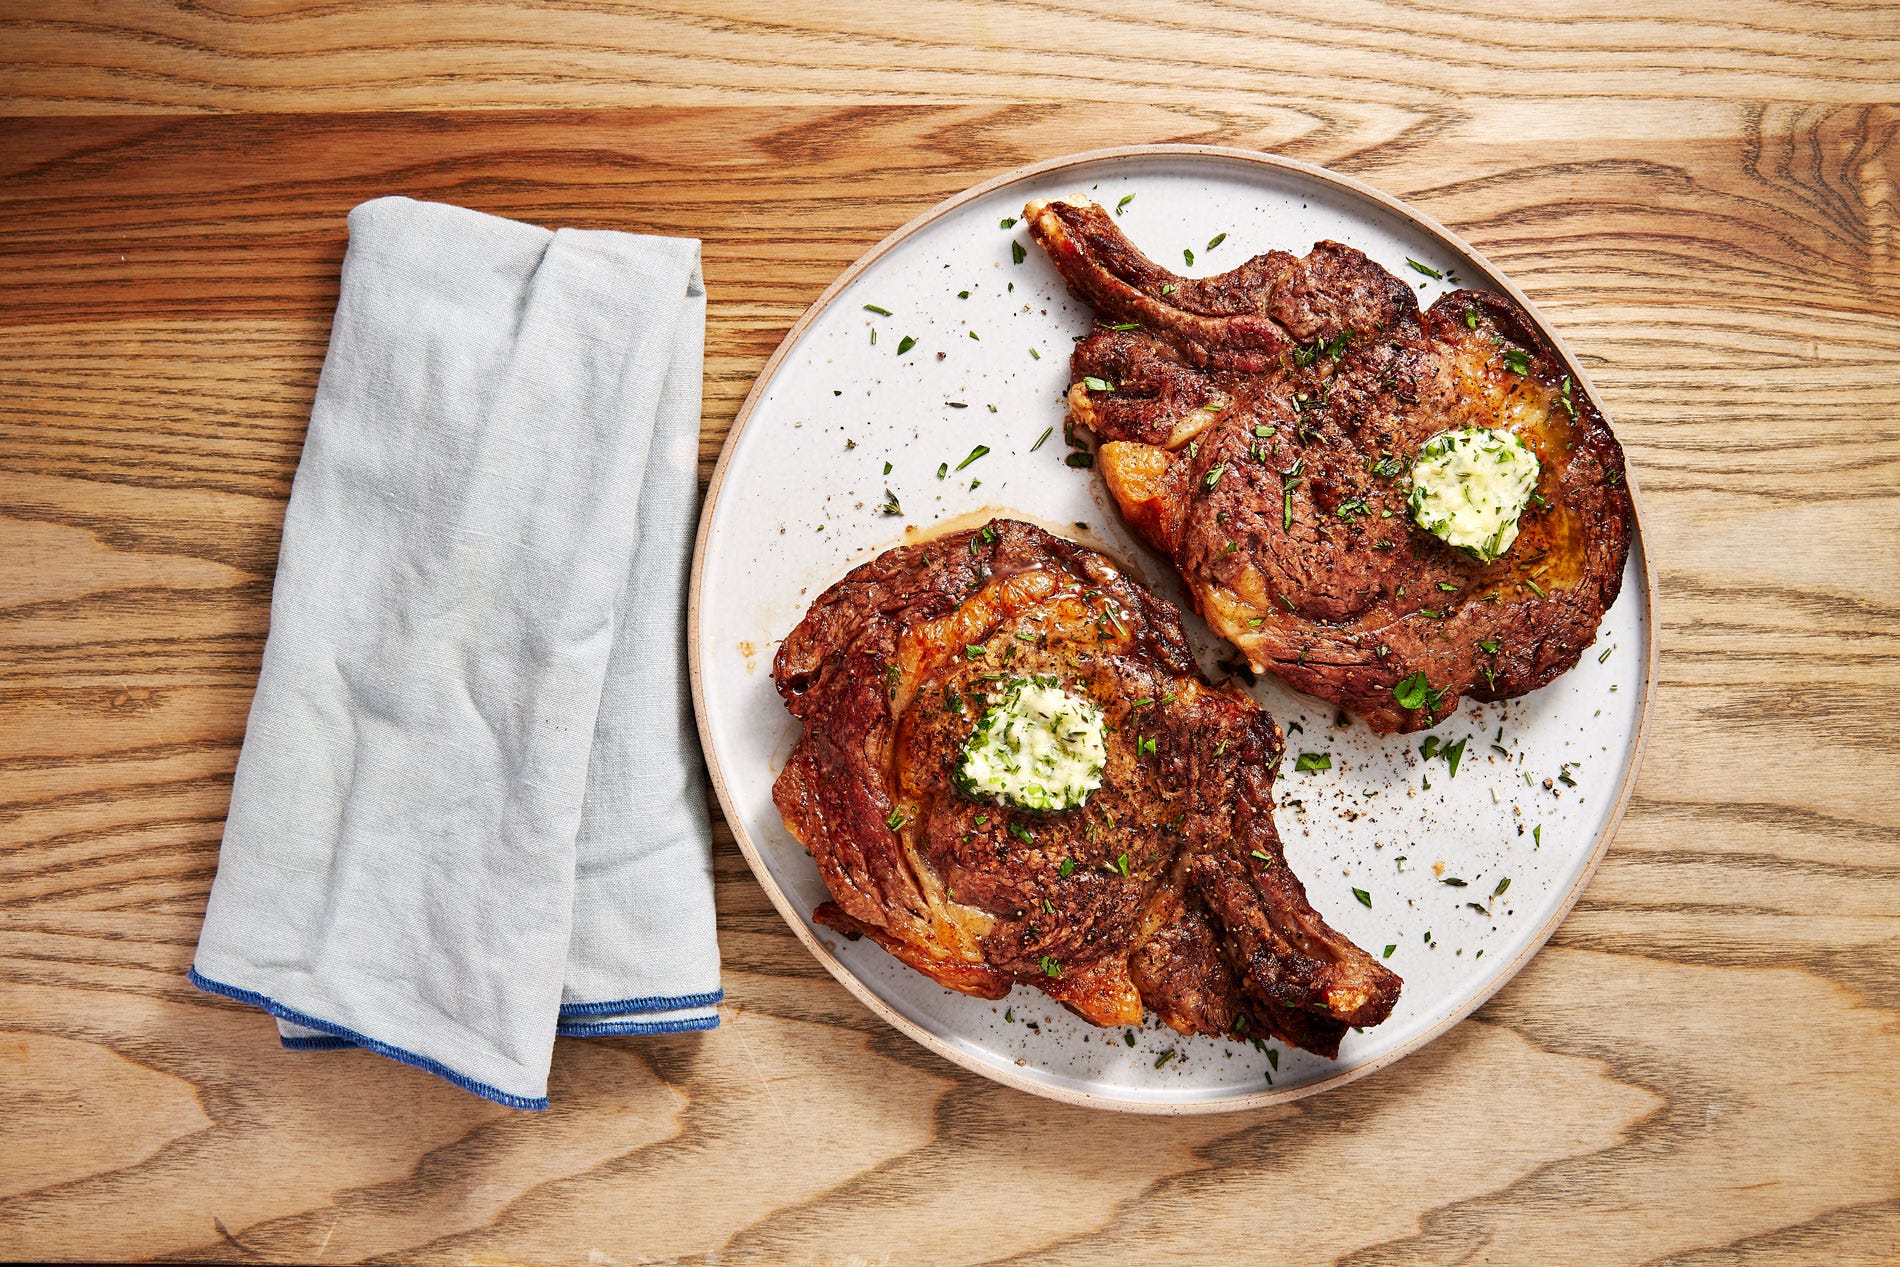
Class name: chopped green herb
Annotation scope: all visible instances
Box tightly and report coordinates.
[1202,463,1226,490]
[1525,577,1548,598]
[1011,241,1026,265]
[1479,639,1500,654]
[863,303,892,316]
[1154,1048,1176,1068]
[1294,752,1332,773]
[1502,346,1531,375]
[1031,425,1054,453]
[1352,887,1372,908]
[1493,876,1511,897]
[1183,247,1195,266]
[1115,853,1131,877]
[1124,1030,1136,1047]
[956,444,990,471]
[1599,645,1613,663]
[880,488,902,516]
[1441,876,1467,887]
[1393,671,1438,711]
[1059,858,1075,878]
[1443,737,1467,778]
[1040,954,1061,978]
[965,643,986,658]
[957,289,970,299]
[1082,375,1114,392]
[1464,308,1479,329]
[1000,217,1017,229]
[1250,849,1271,862]
[1206,231,1228,250]
[896,335,917,355]
[1116,193,1135,215]
[1066,451,1094,469]
[1407,258,1443,280]
[1533,824,1542,848]
[886,808,907,830]
[1009,822,1035,844]
[1382,944,1396,958]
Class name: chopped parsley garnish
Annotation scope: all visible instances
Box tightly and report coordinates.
[1206,231,1227,250]
[1115,853,1131,877]
[1479,639,1500,654]
[1443,736,1467,778]
[1059,858,1075,878]
[957,289,970,298]
[1393,671,1444,712]
[1502,346,1531,376]
[1464,308,1479,329]
[936,462,948,479]
[1294,752,1332,773]
[1382,944,1396,958]
[1352,887,1372,907]
[965,643,985,657]
[999,217,1017,229]
[956,444,990,471]
[1009,822,1036,844]
[1011,241,1026,265]
[1040,954,1061,978]
[1066,451,1094,469]
[896,334,917,355]
[1202,463,1226,490]
[1183,247,1195,266]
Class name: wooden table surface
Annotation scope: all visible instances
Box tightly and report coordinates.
[3,4,1897,1263]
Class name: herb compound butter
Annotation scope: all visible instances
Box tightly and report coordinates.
[1407,427,1541,562]
[957,676,1107,813]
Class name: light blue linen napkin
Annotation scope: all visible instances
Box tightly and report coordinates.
[191,196,721,1108]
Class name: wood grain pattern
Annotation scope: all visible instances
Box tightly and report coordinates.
[2,7,1898,1262]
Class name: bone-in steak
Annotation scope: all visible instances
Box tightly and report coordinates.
[772,519,1400,1056]
[1026,197,1634,733]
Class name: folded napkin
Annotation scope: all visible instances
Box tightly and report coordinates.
[191,196,721,1109]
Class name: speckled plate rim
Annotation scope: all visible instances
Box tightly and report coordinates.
[688,144,1659,1114]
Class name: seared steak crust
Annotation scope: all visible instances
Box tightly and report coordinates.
[1027,198,1634,733]
[772,519,1399,1053]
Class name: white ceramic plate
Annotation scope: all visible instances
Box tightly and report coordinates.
[690,146,1655,1112]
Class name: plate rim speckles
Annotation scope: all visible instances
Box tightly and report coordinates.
[687,145,1659,1113]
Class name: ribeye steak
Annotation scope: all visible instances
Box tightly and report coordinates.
[1026,197,1634,733]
